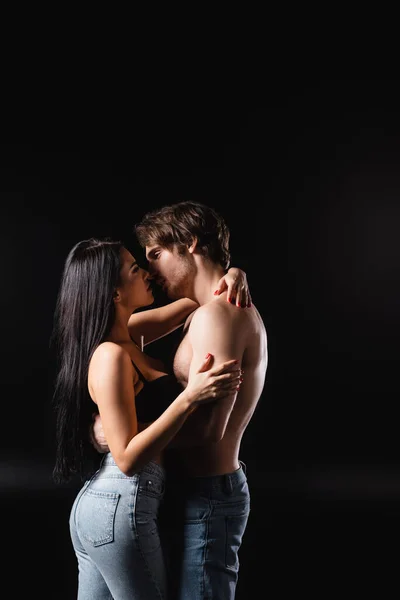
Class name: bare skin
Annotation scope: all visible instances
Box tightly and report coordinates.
[93,242,267,477]
[89,247,244,476]
[167,295,267,475]
[144,239,268,476]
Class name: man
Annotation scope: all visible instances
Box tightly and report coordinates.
[94,201,267,599]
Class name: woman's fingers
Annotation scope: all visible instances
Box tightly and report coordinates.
[210,359,240,375]
[214,368,244,389]
[214,369,242,382]
[234,284,245,308]
[214,275,227,296]
[196,352,214,373]
[237,285,252,308]
[226,279,238,305]
[213,379,243,397]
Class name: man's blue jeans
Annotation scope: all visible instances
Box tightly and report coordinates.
[69,454,167,599]
[161,461,250,600]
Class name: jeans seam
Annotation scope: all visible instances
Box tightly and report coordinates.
[132,481,165,599]
[225,516,229,568]
[203,502,211,600]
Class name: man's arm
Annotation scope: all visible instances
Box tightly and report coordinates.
[170,303,244,446]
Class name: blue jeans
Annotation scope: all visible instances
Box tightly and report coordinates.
[69,454,167,599]
[161,461,250,600]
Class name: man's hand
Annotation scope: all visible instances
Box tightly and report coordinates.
[89,413,110,453]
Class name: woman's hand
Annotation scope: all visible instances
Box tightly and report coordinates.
[185,353,243,407]
[89,413,109,453]
[214,267,252,308]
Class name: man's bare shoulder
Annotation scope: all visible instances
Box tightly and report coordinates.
[191,299,267,343]
[189,298,243,331]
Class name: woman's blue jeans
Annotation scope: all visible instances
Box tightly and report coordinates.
[69,453,167,599]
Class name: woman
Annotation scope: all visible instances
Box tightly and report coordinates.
[51,237,247,600]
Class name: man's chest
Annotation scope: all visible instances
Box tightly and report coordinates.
[172,328,193,385]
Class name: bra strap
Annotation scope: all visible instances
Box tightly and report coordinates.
[131,359,147,383]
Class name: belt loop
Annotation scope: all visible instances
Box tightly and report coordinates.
[239,460,247,476]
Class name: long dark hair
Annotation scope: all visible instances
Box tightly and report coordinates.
[51,237,123,484]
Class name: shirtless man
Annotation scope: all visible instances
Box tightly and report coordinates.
[93,201,268,599]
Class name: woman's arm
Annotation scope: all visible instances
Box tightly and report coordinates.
[89,342,241,475]
[128,267,251,345]
[128,298,198,346]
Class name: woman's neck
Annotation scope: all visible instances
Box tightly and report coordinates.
[107,318,132,344]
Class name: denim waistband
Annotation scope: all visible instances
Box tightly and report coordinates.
[100,453,166,479]
[169,461,247,493]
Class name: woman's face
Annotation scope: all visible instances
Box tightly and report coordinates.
[116,247,154,309]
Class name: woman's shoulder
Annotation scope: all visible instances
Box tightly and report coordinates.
[91,341,132,369]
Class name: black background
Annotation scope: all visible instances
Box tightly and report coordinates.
[1,78,400,598]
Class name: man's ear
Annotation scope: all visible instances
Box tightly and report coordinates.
[188,236,198,254]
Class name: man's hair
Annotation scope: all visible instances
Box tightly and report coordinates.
[135,201,231,270]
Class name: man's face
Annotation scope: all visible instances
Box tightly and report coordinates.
[145,243,192,300]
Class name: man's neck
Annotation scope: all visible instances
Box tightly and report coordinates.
[191,262,225,306]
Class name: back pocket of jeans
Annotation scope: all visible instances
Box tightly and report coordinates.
[77,489,120,547]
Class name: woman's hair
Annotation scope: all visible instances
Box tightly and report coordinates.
[51,237,123,483]
[135,200,231,270]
